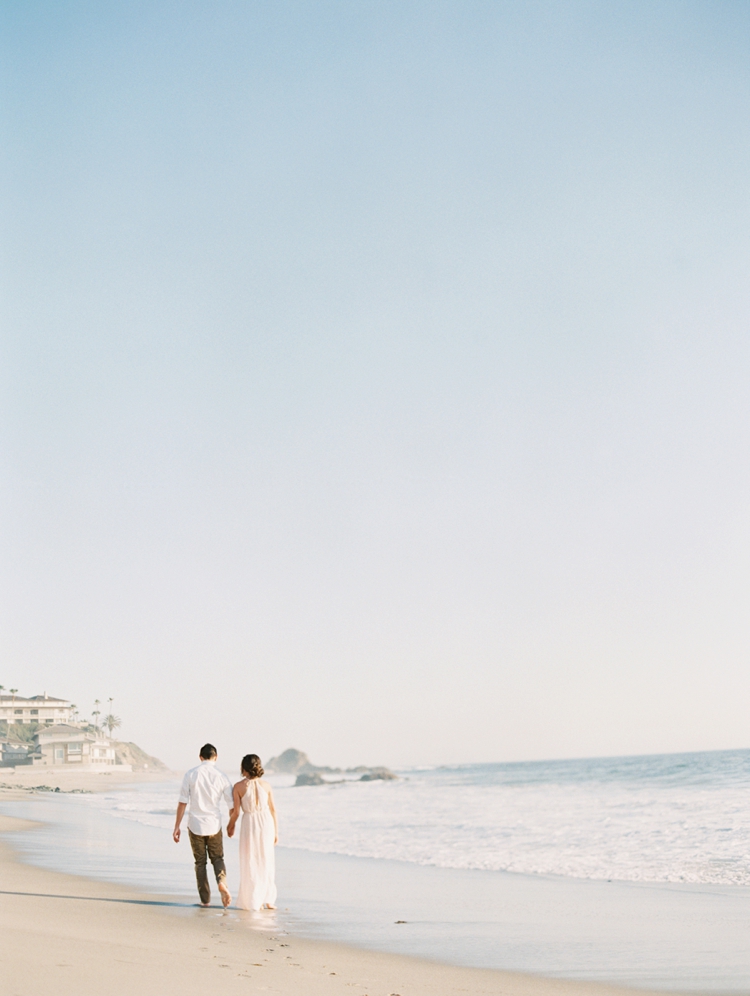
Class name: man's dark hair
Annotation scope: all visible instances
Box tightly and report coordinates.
[200,743,217,760]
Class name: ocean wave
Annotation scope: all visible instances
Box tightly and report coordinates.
[82,750,750,886]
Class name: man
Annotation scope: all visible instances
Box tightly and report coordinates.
[173,743,233,907]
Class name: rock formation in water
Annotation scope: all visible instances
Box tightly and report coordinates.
[358,767,398,781]
[265,748,311,774]
[265,747,397,785]
[294,771,325,786]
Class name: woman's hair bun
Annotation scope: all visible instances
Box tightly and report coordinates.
[241,754,264,778]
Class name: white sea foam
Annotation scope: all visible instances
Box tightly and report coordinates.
[83,749,750,886]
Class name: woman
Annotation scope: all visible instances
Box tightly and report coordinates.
[227,754,278,911]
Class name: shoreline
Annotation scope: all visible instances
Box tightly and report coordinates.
[0,808,689,996]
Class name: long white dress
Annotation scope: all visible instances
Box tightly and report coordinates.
[237,778,277,911]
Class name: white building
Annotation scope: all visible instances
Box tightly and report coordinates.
[0,694,72,726]
[31,724,130,770]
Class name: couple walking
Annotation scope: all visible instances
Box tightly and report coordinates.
[173,743,278,910]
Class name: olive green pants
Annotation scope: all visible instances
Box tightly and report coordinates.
[188,828,227,905]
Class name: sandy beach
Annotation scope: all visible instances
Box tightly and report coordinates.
[0,783,689,996]
[1,764,175,793]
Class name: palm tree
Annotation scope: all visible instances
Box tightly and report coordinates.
[104,714,121,737]
[7,689,19,732]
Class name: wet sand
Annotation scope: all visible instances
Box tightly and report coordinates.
[0,809,683,996]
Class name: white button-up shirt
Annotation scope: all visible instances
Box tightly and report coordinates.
[178,759,234,836]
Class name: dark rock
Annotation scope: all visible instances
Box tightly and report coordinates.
[301,763,342,775]
[359,767,398,781]
[294,772,325,786]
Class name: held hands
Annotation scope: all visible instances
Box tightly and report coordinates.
[173,827,181,843]
[227,820,236,838]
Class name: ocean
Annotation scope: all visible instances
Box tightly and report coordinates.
[3,748,750,989]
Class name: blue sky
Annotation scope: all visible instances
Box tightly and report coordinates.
[2,1,750,769]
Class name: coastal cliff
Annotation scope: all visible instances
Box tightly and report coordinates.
[113,741,168,771]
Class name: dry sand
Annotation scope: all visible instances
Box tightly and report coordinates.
[1,764,175,793]
[0,776,689,996]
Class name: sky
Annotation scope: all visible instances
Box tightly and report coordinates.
[2,0,750,772]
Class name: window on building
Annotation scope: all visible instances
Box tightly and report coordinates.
[67,744,82,754]
[14,709,22,715]
[30,709,38,715]
[55,749,64,760]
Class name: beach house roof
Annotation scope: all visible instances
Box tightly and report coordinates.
[0,694,70,705]
[34,725,109,744]
[37,724,85,735]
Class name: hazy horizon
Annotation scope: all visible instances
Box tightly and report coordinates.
[3,1,750,772]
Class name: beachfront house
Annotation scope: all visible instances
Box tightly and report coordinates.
[31,724,128,769]
[0,693,73,726]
